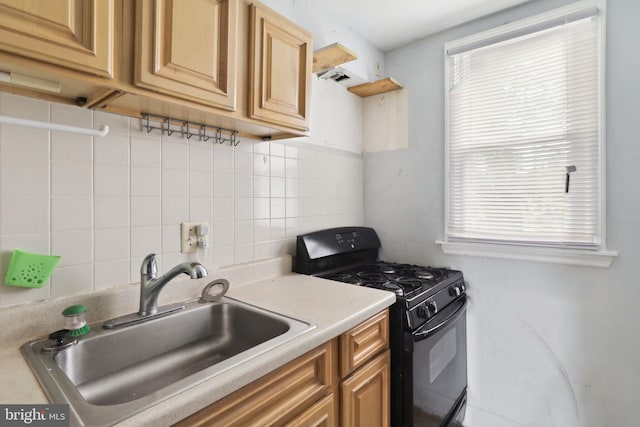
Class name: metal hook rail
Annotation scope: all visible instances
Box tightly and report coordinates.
[141,113,240,146]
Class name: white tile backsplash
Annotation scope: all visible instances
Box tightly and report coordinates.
[271,198,285,219]
[51,161,92,196]
[0,157,49,196]
[190,170,212,197]
[162,197,188,225]
[131,226,162,258]
[94,259,130,290]
[234,198,253,221]
[213,146,233,173]
[234,174,252,198]
[51,132,92,163]
[254,219,270,242]
[189,197,212,222]
[270,156,285,177]
[94,228,129,262]
[51,197,92,231]
[162,169,188,197]
[52,230,92,266]
[0,94,364,308]
[253,153,270,176]
[270,143,285,157]
[94,164,129,196]
[94,197,129,229]
[131,167,162,197]
[161,141,188,169]
[213,198,233,222]
[213,222,234,247]
[254,198,270,220]
[234,221,253,245]
[188,142,212,171]
[94,132,129,165]
[131,197,161,227]
[51,264,93,298]
[253,241,270,260]
[234,244,253,264]
[213,173,233,197]
[234,151,253,175]
[270,177,285,198]
[254,176,270,197]
[0,126,48,159]
[131,136,161,168]
[0,196,49,234]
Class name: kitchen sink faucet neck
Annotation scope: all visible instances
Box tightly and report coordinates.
[139,253,208,316]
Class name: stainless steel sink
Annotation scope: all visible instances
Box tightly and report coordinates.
[21,297,314,426]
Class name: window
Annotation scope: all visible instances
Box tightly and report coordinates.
[439,0,616,267]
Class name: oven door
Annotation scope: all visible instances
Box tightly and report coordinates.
[411,295,467,427]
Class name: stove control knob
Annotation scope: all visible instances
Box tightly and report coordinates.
[417,305,429,319]
[450,284,464,297]
[426,300,438,315]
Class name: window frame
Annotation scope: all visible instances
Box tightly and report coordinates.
[438,0,617,267]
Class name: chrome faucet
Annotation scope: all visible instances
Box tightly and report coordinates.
[139,253,208,316]
[103,253,208,329]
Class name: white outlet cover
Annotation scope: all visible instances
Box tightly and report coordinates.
[181,222,209,254]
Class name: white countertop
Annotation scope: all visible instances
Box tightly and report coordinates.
[0,272,395,426]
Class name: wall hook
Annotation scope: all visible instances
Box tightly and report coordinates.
[164,117,174,136]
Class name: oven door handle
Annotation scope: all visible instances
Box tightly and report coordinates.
[413,295,467,341]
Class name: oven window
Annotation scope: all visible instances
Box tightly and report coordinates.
[413,310,467,424]
[430,327,457,383]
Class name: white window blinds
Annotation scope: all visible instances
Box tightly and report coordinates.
[445,12,602,248]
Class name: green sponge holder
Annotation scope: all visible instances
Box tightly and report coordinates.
[4,249,60,288]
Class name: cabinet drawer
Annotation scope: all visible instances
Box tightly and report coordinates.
[175,339,336,427]
[340,310,389,377]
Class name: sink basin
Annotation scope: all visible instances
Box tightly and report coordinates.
[21,297,314,426]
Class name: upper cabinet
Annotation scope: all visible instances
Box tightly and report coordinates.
[134,0,238,110]
[0,0,313,139]
[248,2,312,132]
[0,0,115,78]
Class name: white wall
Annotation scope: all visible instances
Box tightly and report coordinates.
[0,93,364,308]
[364,0,640,426]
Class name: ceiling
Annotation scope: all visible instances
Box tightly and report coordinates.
[319,0,533,51]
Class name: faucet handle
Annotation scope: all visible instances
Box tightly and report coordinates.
[140,253,158,278]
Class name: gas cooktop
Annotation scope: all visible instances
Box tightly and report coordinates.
[321,262,460,299]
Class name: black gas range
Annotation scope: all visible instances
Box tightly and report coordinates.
[322,262,465,332]
[294,227,467,427]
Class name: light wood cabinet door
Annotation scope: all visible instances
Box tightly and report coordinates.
[284,394,336,427]
[0,0,115,78]
[249,2,312,131]
[174,340,336,427]
[135,0,238,110]
[341,350,391,427]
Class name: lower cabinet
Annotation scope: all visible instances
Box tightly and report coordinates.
[174,310,389,427]
[340,351,390,427]
[285,394,336,427]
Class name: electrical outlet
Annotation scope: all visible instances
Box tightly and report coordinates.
[181,222,209,253]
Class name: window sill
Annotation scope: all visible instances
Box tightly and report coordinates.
[436,240,617,268]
